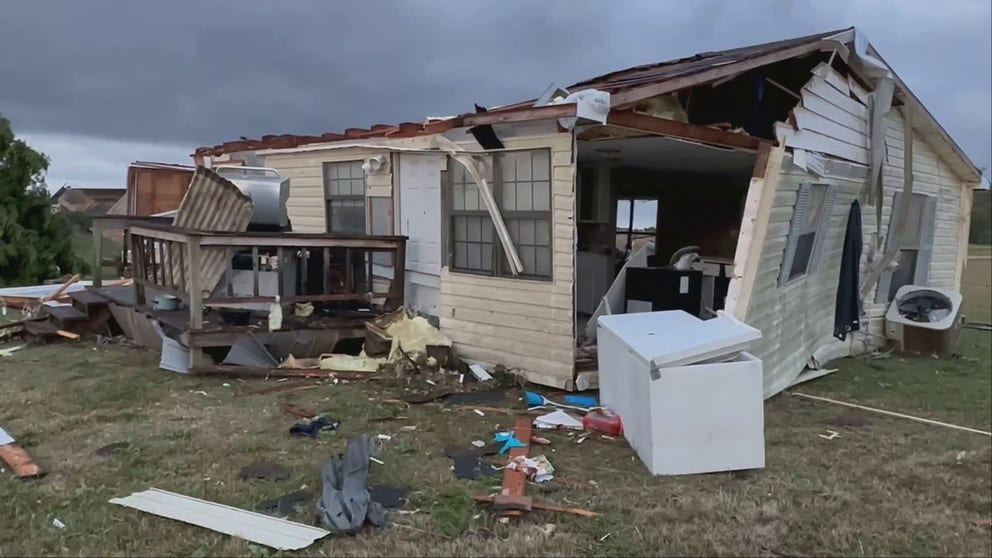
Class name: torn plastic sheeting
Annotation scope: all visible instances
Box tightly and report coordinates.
[534,410,584,430]
[552,89,611,130]
[493,431,527,455]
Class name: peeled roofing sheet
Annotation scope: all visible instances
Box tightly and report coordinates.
[170,167,253,297]
[109,488,329,550]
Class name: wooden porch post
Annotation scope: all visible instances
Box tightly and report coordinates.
[187,235,206,371]
[92,218,104,288]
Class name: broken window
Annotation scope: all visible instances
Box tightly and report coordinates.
[779,183,835,285]
[877,192,938,303]
[323,161,366,234]
[448,149,552,279]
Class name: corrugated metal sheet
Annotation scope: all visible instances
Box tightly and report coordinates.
[171,167,253,296]
[109,488,329,550]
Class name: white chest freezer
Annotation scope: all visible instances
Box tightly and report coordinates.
[597,310,764,475]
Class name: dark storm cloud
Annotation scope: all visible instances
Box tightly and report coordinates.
[1,0,989,177]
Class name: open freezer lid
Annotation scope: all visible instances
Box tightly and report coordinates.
[597,310,761,370]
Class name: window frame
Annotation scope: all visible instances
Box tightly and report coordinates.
[875,192,938,303]
[778,182,836,286]
[446,148,553,280]
[322,160,367,234]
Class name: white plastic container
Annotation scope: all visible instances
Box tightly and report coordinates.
[597,310,765,475]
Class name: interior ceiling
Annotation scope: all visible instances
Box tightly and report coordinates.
[578,136,757,175]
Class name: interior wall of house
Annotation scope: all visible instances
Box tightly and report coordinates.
[609,168,751,264]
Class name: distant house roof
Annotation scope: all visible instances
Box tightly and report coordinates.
[193,27,979,182]
[51,186,126,215]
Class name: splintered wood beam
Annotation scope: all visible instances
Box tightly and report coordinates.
[494,416,533,518]
[605,111,762,151]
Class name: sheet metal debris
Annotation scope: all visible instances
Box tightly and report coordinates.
[109,488,330,550]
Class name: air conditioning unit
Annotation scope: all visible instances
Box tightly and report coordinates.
[884,285,964,357]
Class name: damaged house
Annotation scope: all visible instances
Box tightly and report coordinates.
[163,28,980,396]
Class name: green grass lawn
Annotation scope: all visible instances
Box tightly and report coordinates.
[0,253,989,556]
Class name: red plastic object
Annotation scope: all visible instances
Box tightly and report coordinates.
[583,409,623,436]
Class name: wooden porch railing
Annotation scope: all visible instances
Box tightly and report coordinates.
[125,223,406,326]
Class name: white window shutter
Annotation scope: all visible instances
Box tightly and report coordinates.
[779,182,811,287]
[875,191,903,304]
[914,195,938,286]
[807,185,837,274]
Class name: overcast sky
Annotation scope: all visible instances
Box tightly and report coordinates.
[2,0,989,190]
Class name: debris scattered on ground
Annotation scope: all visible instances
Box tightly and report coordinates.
[534,410,584,430]
[469,364,493,382]
[582,409,623,436]
[95,441,130,456]
[493,417,533,518]
[289,416,339,438]
[471,440,486,448]
[294,302,314,318]
[472,494,598,518]
[494,431,527,454]
[0,345,25,357]
[563,394,598,408]
[256,490,311,517]
[975,518,992,528]
[52,518,66,530]
[319,354,384,372]
[381,310,452,363]
[109,488,329,550]
[0,434,43,479]
[525,390,589,412]
[818,430,841,440]
[0,426,13,446]
[506,454,555,483]
[532,436,551,446]
[239,461,291,481]
[279,355,320,370]
[316,435,387,533]
[281,402,318,419]
[369,485,409,509]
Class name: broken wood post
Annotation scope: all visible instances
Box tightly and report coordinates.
[43,274,80,303]
[791,392,991,436]
[472,495,599,518]
[493,416,533,517]
[93,218,104,288]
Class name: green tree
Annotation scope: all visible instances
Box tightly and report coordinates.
[0,116,84,285]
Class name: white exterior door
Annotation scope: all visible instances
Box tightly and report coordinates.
[399,153,444,316]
